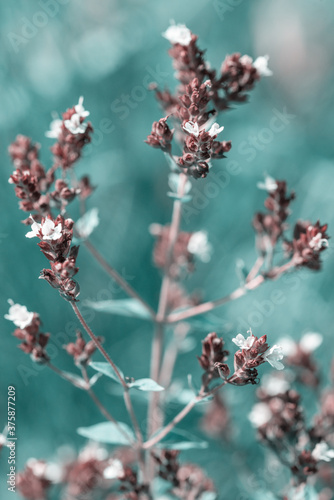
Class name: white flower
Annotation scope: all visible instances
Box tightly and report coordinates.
[75,208,99,240]
[262,373,290,396]
[162,22,192,46]
[64,113,88,135]
[299,332,323,353]
[312,442,334,462]
[232,332,255,350]
[187,231,212,263]
[79,443,108,462]
[183,121,199,137]
[5,299,34,329]
[208,122,224,137]
[26,217,62,241]
[309,233,329,251]
[104,459,124,479]
[45,118,63,139]
[257,175,278,193]
[253,55,273,77]
[74,96,90,119]
[277,337,298,357]
[26,459,63,482]
[263,345,284,370]
[249,403,272,428]
[239,54,253,66]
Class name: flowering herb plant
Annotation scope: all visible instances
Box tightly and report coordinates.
[4,22,332,500]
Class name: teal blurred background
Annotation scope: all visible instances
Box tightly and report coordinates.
[1,0,334,498]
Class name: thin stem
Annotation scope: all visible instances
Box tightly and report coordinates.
[71,302,144,451]
[143,380,227,450]
[83,239,156,319]
[71,302,126,387]
[47,362,86,389]
[167,274,266,324]
[123,389,144,446]
[146,173,187,478]
[159,324,189,389]
[246,256,264,282]
[80,366,135,445]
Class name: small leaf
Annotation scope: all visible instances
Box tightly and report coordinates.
[129,378,164,392]
[62,371,87,389]
[200,493,217,500]
[85,298,151,320]
[77,421,134,445]
[89,362,124,384]
[89,372,102,387]
[74,208,99,241]
[157,428,208,450]
[167,192,193,203]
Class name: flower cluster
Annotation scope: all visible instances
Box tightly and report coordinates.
[288,220,330,270]
[253,177,295,250]
[197,330,284,390]
[8,135,52,216]
[64,331,101,366]
[8,98,94,230]
[17,460,54,500]
[26,215,80,301]
[251,371,334,486]
[48,96,93,170]
[154,449,216,499]
[147,23,271,179]
[197,332,229,384]
[252,176,329,276]
[5,300,49,362]
[150,224,212,278]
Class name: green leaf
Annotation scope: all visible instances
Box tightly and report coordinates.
[74,208,99,241]
[77,421,134,445]
[89,361,124,384]
[157,428,208,450]
[167,192,193,203]
[129,378,164,392]
[85,298,151,320]
[200,493,217,500]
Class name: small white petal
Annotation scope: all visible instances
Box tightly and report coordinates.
[5,302,34,329]
[299,332,323,353]
[45,118,63,139]
[263,345,284,370]
[232,333,255,350]
[208,122,224,137]
[162,23,192,46]
[249,403,272,428]
[277,337,297,357]
[253,55,273,77]
[187,231,212,263]
[104,459,124,479]
[257,175,278,193]
[240,54,253,66]
[183,121,199,137]
[312,442,334,462]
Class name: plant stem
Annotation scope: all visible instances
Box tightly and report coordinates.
[167,274,266,323]
[71,302,144,448]
[146,173,187,477]
[80,366,135,445]
[143,380,227,450]
[71,302,126,387]
[83,239,156,319]
[246,256,264,282]
[47,362,86,389]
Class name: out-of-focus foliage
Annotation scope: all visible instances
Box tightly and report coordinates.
[1,1,334,498]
